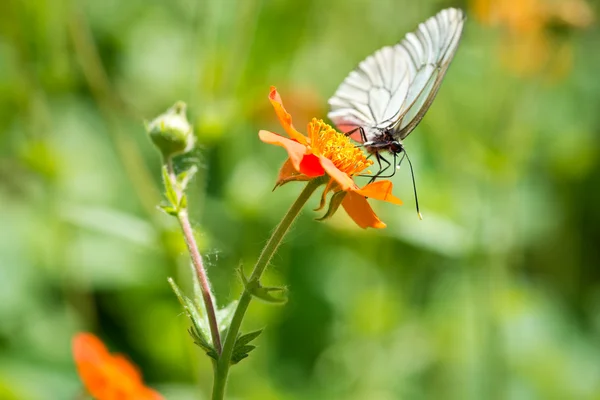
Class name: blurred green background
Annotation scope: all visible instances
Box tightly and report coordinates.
[1,0,600,399]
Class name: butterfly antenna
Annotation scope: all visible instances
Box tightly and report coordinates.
[403,151,422,220]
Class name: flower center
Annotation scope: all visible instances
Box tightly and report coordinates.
[307,118,373,176]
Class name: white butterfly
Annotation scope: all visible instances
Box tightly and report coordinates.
[328,8,466,175]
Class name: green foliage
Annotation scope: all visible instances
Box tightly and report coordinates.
[231,330,263,365]
[239,267,288,304]
[177,165,198,192]
[161,166,179,206]
[160,165,192,215]
[168,277,218,360]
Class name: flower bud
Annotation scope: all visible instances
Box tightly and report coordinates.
[146,101,194,159]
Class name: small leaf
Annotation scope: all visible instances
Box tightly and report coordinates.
[235,330,263,348]
[158,204,178,216]
[231,344,257,365]
[179,194,188,210]
[216,301,238,334]
[162,166,179,207]
[177,165,198,191]
[168,277,216,358]
[236,345,256,354]
[251,285,288,304]
[188,327,218,360]
[231,352,249,364]
[239,266,288,304]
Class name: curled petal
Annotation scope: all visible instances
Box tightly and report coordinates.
[354,180,403,205]
[269,87,308,145]
[318,156,358,191]
[341,191,386,229]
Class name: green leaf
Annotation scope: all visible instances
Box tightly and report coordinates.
[231,344,257,365]
[252,285,288,304]
[189,326,218,360]
[238,267,288,304]
[162,166,179,207]
[187,262,237,334]
[179,194,188,210]
[168,277,216,359]
[216,300,238,334]
[177,165,198,191]
[158,204,178,216]
[235,330,263,348]
[231,352,249,364]
[229,329,263,364]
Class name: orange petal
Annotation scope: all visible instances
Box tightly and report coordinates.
[259,130,307,172]
[113,354,143,382]
[341,191,386,229]
[354,180,403,205]
[73,333,110,366]
[268,86,308,145]
[73,333,164,400]
[318,155,357,191]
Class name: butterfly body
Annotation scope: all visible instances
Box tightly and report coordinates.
[362,127,403,155]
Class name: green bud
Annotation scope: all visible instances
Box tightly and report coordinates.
[145,101,194,158]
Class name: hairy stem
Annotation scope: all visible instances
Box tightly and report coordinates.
[166,160,222,354]
[212,178,323,399]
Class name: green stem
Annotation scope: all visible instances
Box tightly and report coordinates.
[212,178,323,400]
[166,160,222,355]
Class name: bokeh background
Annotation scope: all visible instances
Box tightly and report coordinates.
[1,0,600,398]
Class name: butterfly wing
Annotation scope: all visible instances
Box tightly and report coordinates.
[327,45,413,142]
[393,8,465,139]
[327,8,465,142]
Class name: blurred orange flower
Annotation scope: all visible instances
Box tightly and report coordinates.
[73,333,163,400]
[471,0,594,77]
[260,87,402,229]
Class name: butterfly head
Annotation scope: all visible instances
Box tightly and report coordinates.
[389,140,403,154]
[381,127,404,154]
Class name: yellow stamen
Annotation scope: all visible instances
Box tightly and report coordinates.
[306,118,373,176]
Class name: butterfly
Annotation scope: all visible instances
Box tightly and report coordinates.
[327,8,466,218]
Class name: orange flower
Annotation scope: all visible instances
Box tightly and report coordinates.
[259,87,402,229]
[73,333,163,400]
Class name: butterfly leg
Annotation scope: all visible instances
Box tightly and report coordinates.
[359,127,368,142]
[366,153,393,183]
[370,152,402,181]
[344,127,368,143]
[344,127,359,137]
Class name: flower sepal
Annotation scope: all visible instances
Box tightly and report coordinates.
[316,190,347,222]
[273,159,312,190]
